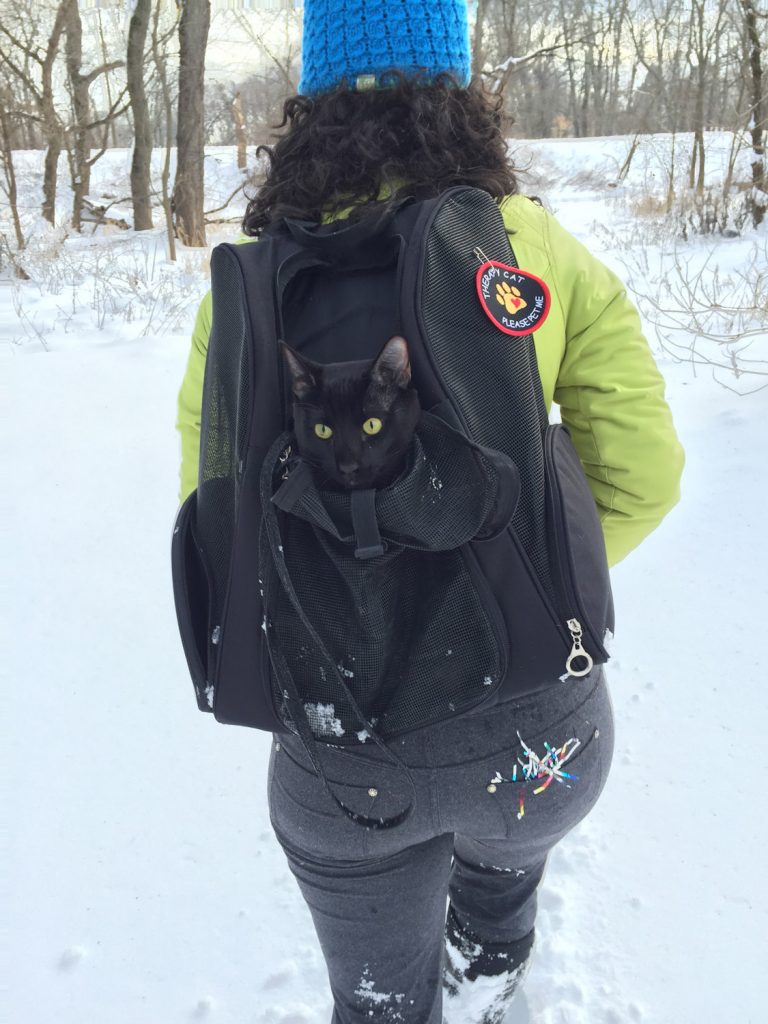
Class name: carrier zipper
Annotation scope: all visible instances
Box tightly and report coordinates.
[544,426,607,675]
[565,618,593,677]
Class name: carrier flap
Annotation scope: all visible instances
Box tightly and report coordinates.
[270,411,520,552]
[259,428,510,741]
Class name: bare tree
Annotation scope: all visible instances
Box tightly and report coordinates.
[1,0,129,228]
[232,90,246,170]
[233,8,300,96]
[96,8,119,147]
[127,0,153,230]
[152,0,180,260]
[63,0,125,231]
[739,0,766,226]
[0,85,25,257]
[687,0,721,192]
[471,0,493,77]
[467,0,571,134]
[0,0,69,223]
[172,0,210,247]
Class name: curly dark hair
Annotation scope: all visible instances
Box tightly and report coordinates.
[242,72,518,236]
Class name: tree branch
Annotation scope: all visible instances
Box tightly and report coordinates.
[0,23,44,66]
[82,59,125,88]
[204,180,247,217]
[0,47,41,100]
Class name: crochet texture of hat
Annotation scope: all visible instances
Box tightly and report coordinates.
[298,0,471,96]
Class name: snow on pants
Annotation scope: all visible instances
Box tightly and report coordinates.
[267,666,614,1024]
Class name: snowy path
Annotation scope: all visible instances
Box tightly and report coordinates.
[6,174,767,1023]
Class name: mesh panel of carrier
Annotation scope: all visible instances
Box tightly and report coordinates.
[196,255,251,666]
[261,415,517,741]
[421,191,553,597]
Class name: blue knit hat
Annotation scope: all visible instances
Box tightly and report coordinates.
[299,0,471,96]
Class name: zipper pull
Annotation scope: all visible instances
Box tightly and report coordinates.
[565,619,594,677]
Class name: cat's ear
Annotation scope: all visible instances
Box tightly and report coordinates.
[280,341,319,400]
[370,335,411,391]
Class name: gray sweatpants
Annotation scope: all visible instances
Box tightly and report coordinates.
[267,667,614,1023]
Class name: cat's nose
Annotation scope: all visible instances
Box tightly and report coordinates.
[338,460,359,475]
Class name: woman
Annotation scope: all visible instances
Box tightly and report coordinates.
[176,3,685,1022]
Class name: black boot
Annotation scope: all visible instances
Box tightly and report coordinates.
[443,905,534,1024]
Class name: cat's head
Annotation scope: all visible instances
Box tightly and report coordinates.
[280,335,421,491]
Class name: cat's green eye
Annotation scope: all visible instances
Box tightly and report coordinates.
[314,423,333,440]
[362,417,383,436]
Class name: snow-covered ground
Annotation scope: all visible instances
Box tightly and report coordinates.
[5,134,767,1024]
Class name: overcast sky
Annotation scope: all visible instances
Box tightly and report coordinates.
[206,7,302,82]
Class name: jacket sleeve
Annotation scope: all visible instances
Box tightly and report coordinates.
[176,289,212,502]
[548,213,685,568]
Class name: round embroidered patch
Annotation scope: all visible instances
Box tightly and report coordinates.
[476,260,551,336]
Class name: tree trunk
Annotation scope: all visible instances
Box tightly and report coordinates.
[740,0,766,226]
[152,0,177,260]
[127,0,153,230]
[617,132,640,183]
[471,0,492,77]
[64,0,91,231]
[42,133,63,225]
[695,126,706,194]
[723,79,747,199]
[666,130,677,213]
[232,90,246,171]
[97,10,119,147]
[688,63,706,193]
[560,0,582,138]
[40,0,70,224]
[0,93,25,252]
[173,0,210,247]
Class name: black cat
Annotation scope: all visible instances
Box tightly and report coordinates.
[279,335,421,491]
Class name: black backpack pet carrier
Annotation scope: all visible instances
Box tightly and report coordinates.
[172,187,614,828]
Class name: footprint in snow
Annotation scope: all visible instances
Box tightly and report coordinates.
[603,1006,644,1024]
[255,1007,316,1024]
[501,992,531,1024]
[57,946,86,971]
[261,961,299,989]
[539,890,565,912]
[191,997,215,1019]
[543,978,585,1007]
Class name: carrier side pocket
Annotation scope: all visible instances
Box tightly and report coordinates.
[171,491,214,713]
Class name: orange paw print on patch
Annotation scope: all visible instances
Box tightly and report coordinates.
[496,280,527,315]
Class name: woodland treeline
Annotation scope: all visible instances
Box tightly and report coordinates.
[0,0,765,251]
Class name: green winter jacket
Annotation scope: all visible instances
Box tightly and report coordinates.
[176,193,685,567]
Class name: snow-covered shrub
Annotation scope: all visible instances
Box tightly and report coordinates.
[607,234,767,394]
[9,229,211,346]
[675,187,752,241]
[628,186,752,241]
